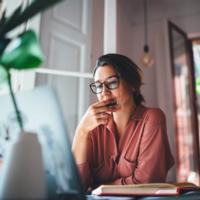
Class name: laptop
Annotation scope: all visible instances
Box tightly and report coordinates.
[0,86,85,199]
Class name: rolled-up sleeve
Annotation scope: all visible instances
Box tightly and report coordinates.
[75,134,94,191]
[77,162,92,190]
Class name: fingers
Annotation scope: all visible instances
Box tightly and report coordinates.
[90,100,111,114]
[95,112,111,125]
[92,99,112,108]
[96,112,110,120]
[97,118,109,125]
[88,105,111,125]
[81,101,113,131]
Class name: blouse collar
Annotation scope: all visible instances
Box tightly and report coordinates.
[106,104,147,133]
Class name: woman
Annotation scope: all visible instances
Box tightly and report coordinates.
[72,53,174,191]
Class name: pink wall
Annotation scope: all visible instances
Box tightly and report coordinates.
[116,0,200,182]
[90,0,104,69]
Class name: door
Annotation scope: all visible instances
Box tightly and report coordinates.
[168,21,200,184]
[35,0,93,142]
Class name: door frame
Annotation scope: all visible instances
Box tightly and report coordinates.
[168,20,200,184]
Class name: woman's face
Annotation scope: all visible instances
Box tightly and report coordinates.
[94,65,134,111]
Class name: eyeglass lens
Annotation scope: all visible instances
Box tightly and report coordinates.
[90,76,119,94]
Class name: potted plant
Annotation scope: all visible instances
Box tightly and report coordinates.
[0,0,65,132]
[0,0,66,198]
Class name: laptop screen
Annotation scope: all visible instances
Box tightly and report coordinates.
[0,86,85,199]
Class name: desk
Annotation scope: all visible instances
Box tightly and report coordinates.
[86,191,200,200]
[86,196,136,200]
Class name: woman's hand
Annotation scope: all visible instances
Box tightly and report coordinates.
[72,100,111,164]
[77,100,112,136]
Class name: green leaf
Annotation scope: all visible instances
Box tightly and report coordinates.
[196,77,200,95]
[0,10,7,27]
[3,5,22,29]
[0,0,65,37]
[0,30,43,70]
[0,38,10,56]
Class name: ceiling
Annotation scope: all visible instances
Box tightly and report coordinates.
[119,0,200,26]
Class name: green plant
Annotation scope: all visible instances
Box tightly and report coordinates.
[0,0,65,132]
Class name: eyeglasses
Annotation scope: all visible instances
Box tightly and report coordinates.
[90,75,120,94]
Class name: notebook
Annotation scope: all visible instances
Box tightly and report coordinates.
[92,182,200,196]
[0,86,85,199]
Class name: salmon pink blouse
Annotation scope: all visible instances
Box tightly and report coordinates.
[77,105,174,191]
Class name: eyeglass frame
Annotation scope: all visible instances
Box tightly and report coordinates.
[89,75,120,94]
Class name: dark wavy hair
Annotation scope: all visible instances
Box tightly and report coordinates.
[93,53,145,106]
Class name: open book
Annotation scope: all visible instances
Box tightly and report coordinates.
[92,182,200,196]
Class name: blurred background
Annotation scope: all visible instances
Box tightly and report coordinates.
[2,0,200,186]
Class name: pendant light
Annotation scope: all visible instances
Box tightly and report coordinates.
[141,0,154,67]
